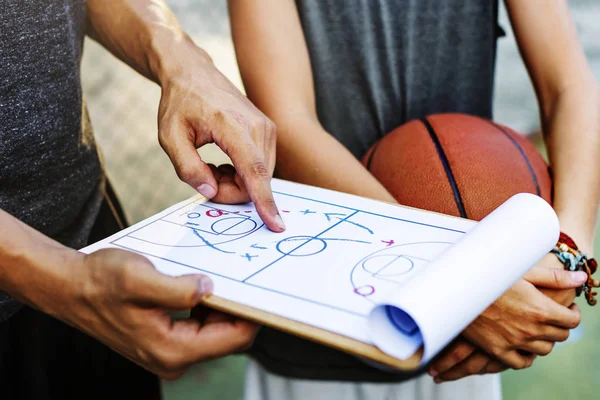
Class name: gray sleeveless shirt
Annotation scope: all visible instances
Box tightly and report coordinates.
[249,0,503,381]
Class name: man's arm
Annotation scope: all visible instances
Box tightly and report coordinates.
[85,0,285,232]
[228,0,397,203]
[0,207,258,379]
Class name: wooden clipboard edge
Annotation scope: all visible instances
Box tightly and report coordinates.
[201,294,423,371]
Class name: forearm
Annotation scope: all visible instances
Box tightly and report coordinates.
[505,0,600,253]
[0,209,81,317]
[85,0,209,85]
[543,85,600,253]
[275,117,397,203]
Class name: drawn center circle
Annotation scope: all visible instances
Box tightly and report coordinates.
[211,217,257,236]
[276,236,327,257]
[362,254,414,277]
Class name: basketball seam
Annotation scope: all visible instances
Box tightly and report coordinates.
[365,139,381,171]
[480,118,542,197]
[420,117,468,219]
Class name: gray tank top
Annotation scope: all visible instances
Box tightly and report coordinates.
[0,0,104,321]
[249,0,503,381]
[298,0,501,159]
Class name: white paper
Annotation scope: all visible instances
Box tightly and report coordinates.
[81,179,558,364]
[367,193,559,364]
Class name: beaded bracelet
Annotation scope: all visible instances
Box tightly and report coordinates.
[551,232,599,306]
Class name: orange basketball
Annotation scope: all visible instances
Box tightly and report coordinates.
[361,113,553,221]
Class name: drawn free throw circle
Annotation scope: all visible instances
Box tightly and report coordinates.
[362,254,414,277]
[211,217,257,236]
[276,236,327,257]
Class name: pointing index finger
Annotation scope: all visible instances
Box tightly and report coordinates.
[227,142,285,233]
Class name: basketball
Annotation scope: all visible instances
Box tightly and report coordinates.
[361,113,553,221]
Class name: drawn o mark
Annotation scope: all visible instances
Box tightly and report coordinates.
[206,209,225,218]
[276,236,327,257]
[354,285,375,297]
[362,255,414,277]
[187,212,201,219]
[211,217,257,236]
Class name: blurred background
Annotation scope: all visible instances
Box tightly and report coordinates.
[80,1,600,399]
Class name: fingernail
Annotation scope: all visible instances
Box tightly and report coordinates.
[429,369,438,377]
[434,377,442,384]
[573,271,588,283]
[197,184,216,199]
[198,276,214,295]
[274,214,286,230]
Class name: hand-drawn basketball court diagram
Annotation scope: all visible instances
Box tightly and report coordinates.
[109,190,466,317]
[351,242,453,303]
[121,199,380,262]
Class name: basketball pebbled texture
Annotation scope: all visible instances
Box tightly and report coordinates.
[361,113,553,221]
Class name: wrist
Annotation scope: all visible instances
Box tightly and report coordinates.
[2,237,84,320]
[556,213,595,255]
[149,31,214,87]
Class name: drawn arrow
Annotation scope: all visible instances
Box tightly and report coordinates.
[250,243,268,250]
[324,213,346,221]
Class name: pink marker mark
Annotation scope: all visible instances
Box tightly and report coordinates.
[232,211,241,214]
[354,285,375,297]
[245,211,253,213]
[206,209,224,218]
[381,239,395,247]
[282,210,290,213]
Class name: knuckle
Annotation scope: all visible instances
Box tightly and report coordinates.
[175,164,197,184]
[522,324,539,340]
[570,313,582,329]
[558,330,570,342]
[514,356,534,370]
[451,345,470,363]
[465,362,481,375]
[487,344,503,358]
[154,347,185,372]
[249,160,270,180]
[539,342,554,356]
[158,131,169,151]
[534,307,551,323]
[264,119,277,136]
[234,326,258,352]
[513,358,528,370]
[552,269,564,287]
[119,261,145,294]
[159,369,186,381]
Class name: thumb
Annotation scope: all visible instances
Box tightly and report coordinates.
[524,266,587,289]
[128,264,214,310]
[159,120,218,199]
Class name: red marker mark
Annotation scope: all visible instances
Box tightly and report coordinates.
[206,209,224,218]
[381,239,395,247]
[232,211,241,214]
[282,210,290,213]
[354,285,375,297]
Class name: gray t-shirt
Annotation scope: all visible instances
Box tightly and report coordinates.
[0,0,103,321]
[249,0,503,381]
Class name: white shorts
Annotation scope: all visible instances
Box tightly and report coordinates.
[244,359,502,400]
